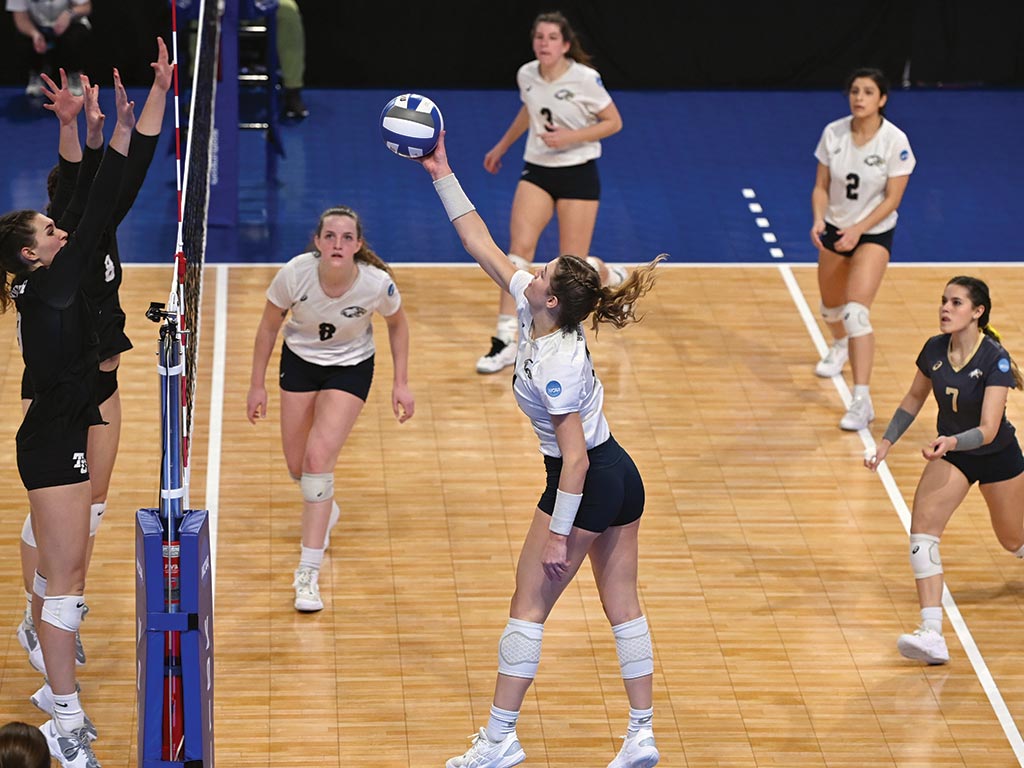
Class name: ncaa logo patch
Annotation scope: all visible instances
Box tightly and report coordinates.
[999,358,1011,373]
[545,380,562,397]
[899,149,909,161]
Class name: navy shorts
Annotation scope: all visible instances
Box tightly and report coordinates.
[22,366,119,405]
[942,436,1024,486]
[820,222,894,257]
[17,428,90,491]
[537,435,645,533]
[520,160,600,201]
[279,343,374,401]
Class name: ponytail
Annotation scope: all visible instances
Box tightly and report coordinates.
[0,210,40,314]
[550,253,666,334]
[982,323,1023,389]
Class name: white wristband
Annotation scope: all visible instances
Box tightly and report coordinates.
[432,173,476,221]
[550,489,583,536]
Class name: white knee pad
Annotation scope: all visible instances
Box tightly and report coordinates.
[612,616,654,679]
[21,512,35,548]
[910,533,943,579]
[819,302,845,323]
[497,618,544,679]
[41,594,88,633]
[842,301,873,338]
[90,502,107,537]
[300,472,334,503]
[508,253,531,271]
[33,571,47,600]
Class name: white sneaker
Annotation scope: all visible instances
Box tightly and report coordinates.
[815,339,849,377]
[839,396,874,431]
[608,726,660,768]
[19,614,85,673]
[323,501,340,550]
[476,337,517,374]
[32,681,98,741]
[40,719,101,768]
[446,728,525,768]
[293,567,323,612]
[25,72,43,98]
[897,626,949,664]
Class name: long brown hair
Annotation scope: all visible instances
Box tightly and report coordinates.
[532,11,592,67]
[550,254,666,334]
[0,210,40,314]
[311,206,393,278]
[947,275,1023,389]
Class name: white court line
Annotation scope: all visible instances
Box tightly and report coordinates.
[777,262,1024,764]
[203,264,228,601]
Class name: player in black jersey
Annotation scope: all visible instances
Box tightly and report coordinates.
[14,40,172,685]
[865,276,1024,665]
[0,66,136,768]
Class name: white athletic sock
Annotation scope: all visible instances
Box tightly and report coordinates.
[921,606,943,634]
[485,704,519,742]
[1014,542,1024,559]
[52,690,85,734]
[853,384,870,400]
[24,590,33,616]
[298,546,324,571]
[834,336,849,348]
[627,706,654,735]
[495,314,517,345]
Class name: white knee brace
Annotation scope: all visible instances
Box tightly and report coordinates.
[820,303,845,323]
[300,472,334,503]
[42,594,88,633]
[497,618,544,679]
[508,253,531,272]
[21,512,35,547]
[90,502,107,537]
[33,571,47,600]
[842,301,873,338]
[910,533,943,579]
[612,616,654,679]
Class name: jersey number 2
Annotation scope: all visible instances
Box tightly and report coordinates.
[845,173,860,200]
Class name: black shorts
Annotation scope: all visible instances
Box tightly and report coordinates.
[820,222,895,257]
[279,343,374,401]
[520,160,600,202]
[942,436,1024,486]
[17,428,90,491]
[537,435,644,533]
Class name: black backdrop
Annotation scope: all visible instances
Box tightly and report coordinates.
[0,0,1021,89]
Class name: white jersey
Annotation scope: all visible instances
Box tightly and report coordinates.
[5,0,89,28]
[266,253,401,367]
[509,270,610,457]
[517,59,613,168]
[814,116,915,233]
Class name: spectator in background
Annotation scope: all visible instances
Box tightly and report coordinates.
[6,0,92,98]
[0,721,50,768]
[277,0,308,119]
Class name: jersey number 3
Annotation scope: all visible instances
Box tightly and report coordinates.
[845,173,860,200]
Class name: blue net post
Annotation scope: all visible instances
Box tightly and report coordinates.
[137,311,215,767]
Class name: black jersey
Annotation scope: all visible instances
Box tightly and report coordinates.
[13,148,127,448]
[916,333,1017,455]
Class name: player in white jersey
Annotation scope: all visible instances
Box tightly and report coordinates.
[418,132,665,768]
[246,207,414,612]
[810,67,916,431]
[865,277,1024,664]
[476,10,623,375]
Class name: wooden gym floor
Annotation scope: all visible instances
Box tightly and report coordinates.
[1,263,1024,766]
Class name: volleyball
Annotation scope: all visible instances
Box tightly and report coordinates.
[379,93,444,158]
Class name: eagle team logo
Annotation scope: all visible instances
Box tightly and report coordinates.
[969,369,983,379]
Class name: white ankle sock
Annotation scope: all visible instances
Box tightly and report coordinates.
[485,704,519,742]
[627,706,654,735]
[298,546,324,570]
[853,384,870,400]
[921,606,943,634]
[52,690,85,734]
[495,315,517,344]
[1014,542,1024,559]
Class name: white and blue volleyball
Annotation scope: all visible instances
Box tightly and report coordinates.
[380,93,443,158]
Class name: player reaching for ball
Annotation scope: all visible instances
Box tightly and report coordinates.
[475,10,623,375]
[865,276,1024,665]
[246,206,414,613]
[415,128,664,768]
